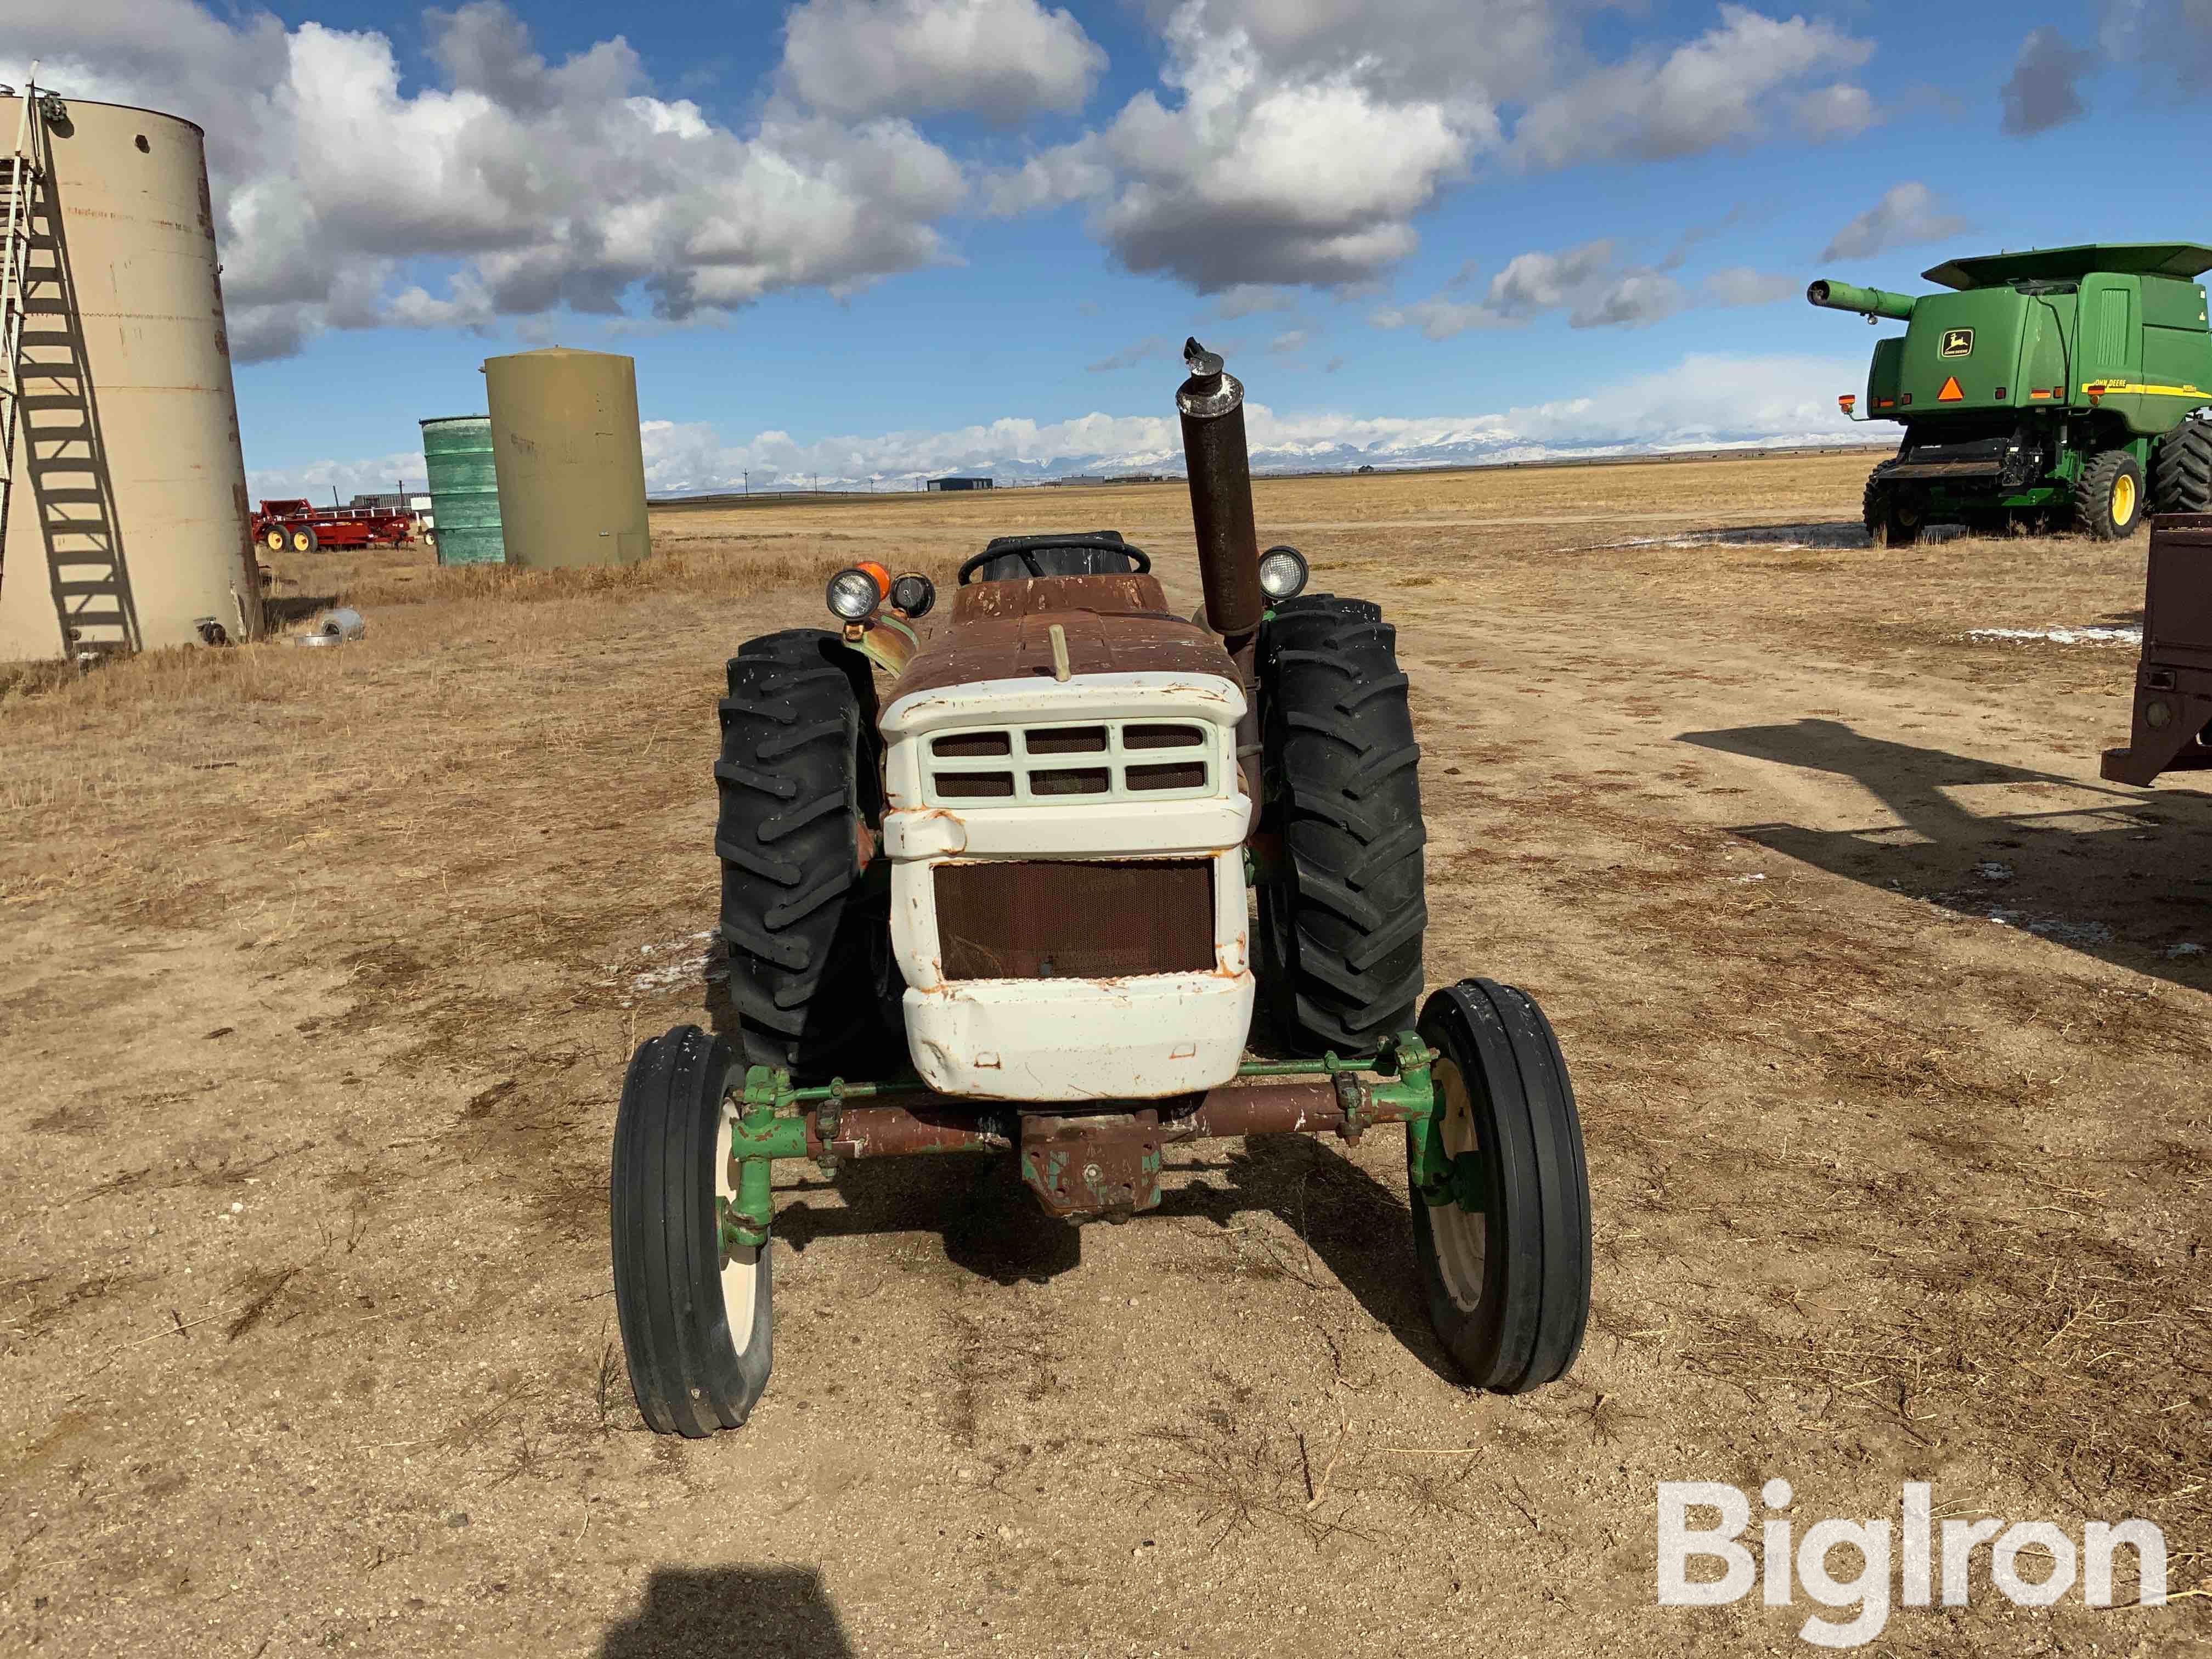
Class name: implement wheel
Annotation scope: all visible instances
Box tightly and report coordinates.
[715,629,892,1078]
[1255,595,1427,1055]
[2154,417,2212,514]
[263,526,286,552]
[2075,449,2146,540]
[290,526,319,555]
[1408,979,1590,1393]
[611,1024,773,1437]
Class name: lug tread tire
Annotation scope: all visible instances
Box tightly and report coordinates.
[2154,418,2212,515]
[1257,596,1427,1054]
[611,1024,772,1438]
[715,630,885,1071]
[2075,448,2145,541]
[1408,979,1590,1393]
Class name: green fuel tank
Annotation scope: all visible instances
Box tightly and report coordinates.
[420,415,506,567]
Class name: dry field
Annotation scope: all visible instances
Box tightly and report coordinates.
[2,452,2208,1657]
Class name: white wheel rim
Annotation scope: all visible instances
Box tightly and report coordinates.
[1429,1057,1488,1313]
[713,1108,760,1344]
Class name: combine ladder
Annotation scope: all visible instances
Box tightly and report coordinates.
[1,74,135,657]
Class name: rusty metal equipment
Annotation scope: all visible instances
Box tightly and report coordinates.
[2103,512,2212,784]
[608,341,1593,1437]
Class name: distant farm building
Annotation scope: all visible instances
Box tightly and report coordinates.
[928,476,993,491]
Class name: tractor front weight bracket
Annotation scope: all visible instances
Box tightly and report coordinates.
[716,1040,1441,1230]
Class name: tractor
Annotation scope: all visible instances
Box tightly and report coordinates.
[1809,242,2212,544]
[608,342,1592,1436]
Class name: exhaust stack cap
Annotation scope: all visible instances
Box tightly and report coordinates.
[1177,336,1244,419]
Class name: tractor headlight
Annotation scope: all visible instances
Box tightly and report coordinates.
[827,565,886,621]
[890,572,936,618]
[1257,545,1309,601]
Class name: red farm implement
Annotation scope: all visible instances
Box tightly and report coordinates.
[252,498,415,556]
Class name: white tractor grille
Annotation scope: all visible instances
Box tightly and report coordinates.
[924,719,1217,806]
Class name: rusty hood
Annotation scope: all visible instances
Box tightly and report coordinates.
[889,574,1237,701]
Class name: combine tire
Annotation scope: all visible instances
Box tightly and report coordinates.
[2075,449,2146,540]
[290,526,319,555]
[1255,595,1426,1056]
[1408,979,1590,1393]
[714,629,891,1079]
[611,1024,772,1436]
[1863,472,1923,547]
[2154,418,2212,514]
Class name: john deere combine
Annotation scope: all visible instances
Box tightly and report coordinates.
[1809,243,2212,543]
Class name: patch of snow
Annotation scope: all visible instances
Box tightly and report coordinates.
[1964,625,2141,647]
[1985,908,2114,945]
[1974,861,2014,882]
[2167,941,2205,958]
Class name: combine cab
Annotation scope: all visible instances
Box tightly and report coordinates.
[1810,242,2212,543]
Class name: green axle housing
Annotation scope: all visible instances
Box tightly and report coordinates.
[1809,242,2212,544]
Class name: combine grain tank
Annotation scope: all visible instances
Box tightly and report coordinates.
[419,415,504,566]
[0,87,263,660]
[483,348,648,569]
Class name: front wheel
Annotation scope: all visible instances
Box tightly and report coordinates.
[610,1025,773,1436]
[1408,979,1590,1393]
[2075,449,2146,540]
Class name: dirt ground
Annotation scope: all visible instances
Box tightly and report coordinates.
[3,452,2208,1657]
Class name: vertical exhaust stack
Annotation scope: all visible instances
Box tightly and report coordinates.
[1177,338,1265,798]
[1177,337,1265,652]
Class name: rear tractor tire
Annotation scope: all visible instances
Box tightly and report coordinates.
[2075,449,2146,540]
[1409,979,1591,1393]
[714,629,894,1080]
[2154,417,2212,515]
[1255,595,1427,1056]
[610,1024,772,1436]
[1863,472,1923,548]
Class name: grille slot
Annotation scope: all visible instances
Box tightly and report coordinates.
[1128,761,1207,792]
[935,860,1215,980]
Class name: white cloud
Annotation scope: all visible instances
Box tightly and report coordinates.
[781,0,1106,121]
[24,0,967,360]
[1212,284,1299,318]
[1792,83,1878,140]
[1820,181,1969,263]
[1373,239,1795,338]
[1085,335,1178,373]
[266,349,1869,497]
[1511,5,1873,167]
[2000,28,2099,136]
[623,349,1877,486]
[1268,329,1312,354]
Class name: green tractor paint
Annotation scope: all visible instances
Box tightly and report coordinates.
[1809,243,2212,543]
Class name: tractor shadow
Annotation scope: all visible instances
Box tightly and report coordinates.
[599,1565,854,1658]
[773,1133,1457,1382]
[1676,718,2212,991]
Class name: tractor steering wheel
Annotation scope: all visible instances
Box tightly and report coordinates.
[957,537,1152,584]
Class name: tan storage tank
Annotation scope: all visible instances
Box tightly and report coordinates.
[483,347,650,569]
[0,88,263,661]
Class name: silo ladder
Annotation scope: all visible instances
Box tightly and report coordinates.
[0,80,37,611]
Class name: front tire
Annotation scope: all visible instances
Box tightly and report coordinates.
[2075,449,2146,540]
[610,1025,773,1437]
[1255,595,1427,1056]
[1408,979,1590,1393]
[715,630,892,1079]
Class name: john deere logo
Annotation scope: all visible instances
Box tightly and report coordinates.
[1940,328,1974,357]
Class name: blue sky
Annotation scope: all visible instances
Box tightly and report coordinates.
[28,1,2212,491]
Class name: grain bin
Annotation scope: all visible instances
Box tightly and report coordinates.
[0,87,263,661]
[483,348,649,569]
[419,416,504,566]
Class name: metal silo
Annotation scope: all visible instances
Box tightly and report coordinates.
[0,84,263,661]
[484,347,649,569]
[419,416,505,566]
